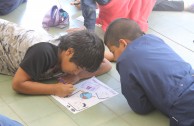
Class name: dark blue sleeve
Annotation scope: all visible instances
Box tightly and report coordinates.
[117,61,155,114]
[81,0,97,30]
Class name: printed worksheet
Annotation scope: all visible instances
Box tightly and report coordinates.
[52,77,118,114]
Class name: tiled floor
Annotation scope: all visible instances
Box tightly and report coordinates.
[0,0,193,126]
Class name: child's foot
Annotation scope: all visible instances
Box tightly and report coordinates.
[70,0,81,10]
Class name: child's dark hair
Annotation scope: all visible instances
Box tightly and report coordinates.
[58,30,105,72]
[104,18,144,47]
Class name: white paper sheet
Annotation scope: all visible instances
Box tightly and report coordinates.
[52,77,118,114]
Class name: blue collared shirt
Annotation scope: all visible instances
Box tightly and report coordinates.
[116,34,194,115]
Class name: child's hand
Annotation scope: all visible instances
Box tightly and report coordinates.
[53,83,75,97]
[70,0,80,5]
[66,26,86,33]
[70,0,81,10]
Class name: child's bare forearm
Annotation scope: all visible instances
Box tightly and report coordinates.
[13,80,55,95]
[78,58,112,79]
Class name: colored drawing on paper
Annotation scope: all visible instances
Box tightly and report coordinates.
[52,77,118,114]
[80,92,92,99]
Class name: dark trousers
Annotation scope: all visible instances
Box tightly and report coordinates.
[154,0,184,11]
[81,0,110,31]
[0,0,27,15]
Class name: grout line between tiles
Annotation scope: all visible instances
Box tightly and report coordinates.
[149,27,194,53]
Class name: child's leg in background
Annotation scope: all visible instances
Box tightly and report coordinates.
[81,0,110,31]
[96,0,110,5]
[153,0,184,11]
[81,0,97,30]
[0,0,27,15]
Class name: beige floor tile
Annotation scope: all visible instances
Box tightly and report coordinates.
[9,96,61,123]
[62,103,117,126]
[0,80,29,104]
[121,110,169,126]
[97,117,131,126]
[28,111,78,126]
[0,75,13,82]
[97,74,121,90]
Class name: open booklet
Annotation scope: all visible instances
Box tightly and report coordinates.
[52,77,118,114]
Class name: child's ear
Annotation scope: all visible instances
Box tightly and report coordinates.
[66,48,74,56]
[119,39,128,47]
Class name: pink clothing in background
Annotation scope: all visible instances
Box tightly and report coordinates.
[96,0,156,32]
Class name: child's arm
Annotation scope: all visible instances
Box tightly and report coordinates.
[79,58,112,78]
[104,50,114,62]
[12,67,75,97]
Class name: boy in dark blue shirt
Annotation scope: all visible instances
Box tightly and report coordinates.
[104,18,194,126]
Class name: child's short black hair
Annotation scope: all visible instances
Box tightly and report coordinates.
[58,30,104,72]
[104,18,144,47]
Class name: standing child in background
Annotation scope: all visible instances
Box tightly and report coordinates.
[69,0,156,62]
[70,0,156,32]
[0,19,112,97]
[104,18,194,126]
